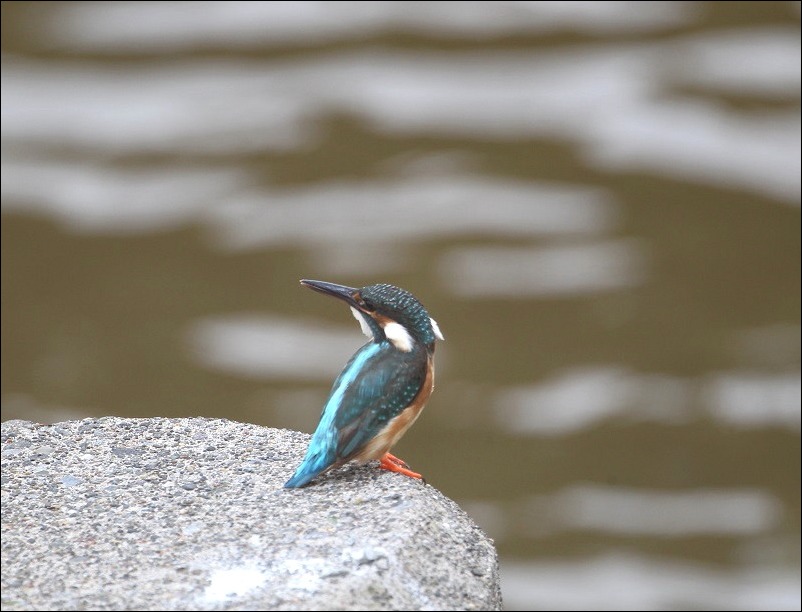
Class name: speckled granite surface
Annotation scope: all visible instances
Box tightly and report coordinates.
[1,417,501,611]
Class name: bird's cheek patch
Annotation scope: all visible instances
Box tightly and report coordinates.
[383,321,414,352]
[430,318,444,341]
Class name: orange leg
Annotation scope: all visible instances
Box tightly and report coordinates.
[379,453,424,481]
[382,453,410,468]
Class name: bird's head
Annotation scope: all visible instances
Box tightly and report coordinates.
[300,279,444,352]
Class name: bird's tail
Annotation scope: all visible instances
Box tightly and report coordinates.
[284,447,335,488]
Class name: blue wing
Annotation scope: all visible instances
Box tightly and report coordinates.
[284,340,427,488]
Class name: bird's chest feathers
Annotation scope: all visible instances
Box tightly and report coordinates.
[354,354,435,462]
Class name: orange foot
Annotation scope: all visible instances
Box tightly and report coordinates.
[379,453,424,481]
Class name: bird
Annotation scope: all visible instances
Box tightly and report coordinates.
[284,279,444,488]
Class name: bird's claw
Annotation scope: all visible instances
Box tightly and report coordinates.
[379,453,424,481]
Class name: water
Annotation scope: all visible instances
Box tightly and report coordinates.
[2,2,799,609]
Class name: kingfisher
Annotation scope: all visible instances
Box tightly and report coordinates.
[284,279,444,488]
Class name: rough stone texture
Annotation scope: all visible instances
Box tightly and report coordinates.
[1,417,501,611]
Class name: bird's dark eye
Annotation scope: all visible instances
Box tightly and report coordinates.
[355,294,375,312]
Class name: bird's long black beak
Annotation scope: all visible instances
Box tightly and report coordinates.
[300,279,360,308]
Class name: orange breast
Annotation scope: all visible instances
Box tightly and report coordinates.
[354,356,435,462]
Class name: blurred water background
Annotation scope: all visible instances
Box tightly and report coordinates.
[1,2,800,609]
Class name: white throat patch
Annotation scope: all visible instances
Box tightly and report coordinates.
[350,307,374,339]
[383,321,414,352]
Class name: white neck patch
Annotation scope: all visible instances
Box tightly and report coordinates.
[383,321,414,352]
[430,317,444,341]
[350,307,374,339]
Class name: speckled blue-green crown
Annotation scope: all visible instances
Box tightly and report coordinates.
[361,283,438,345]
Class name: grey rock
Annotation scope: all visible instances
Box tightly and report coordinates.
[60,475,82,487]
[1,417,502,611]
